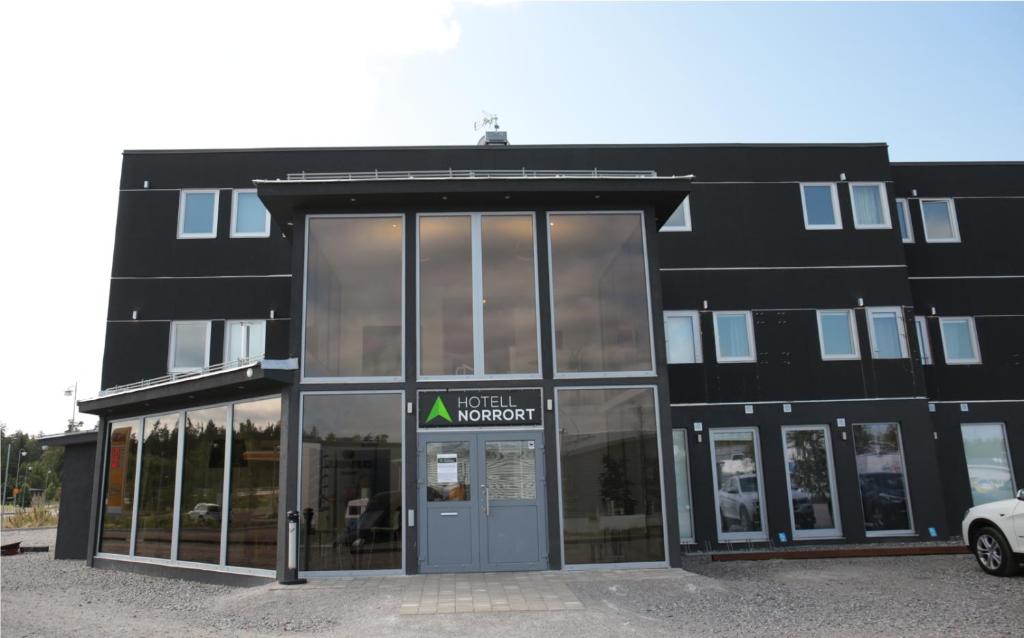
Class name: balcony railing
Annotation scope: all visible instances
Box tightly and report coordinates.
[94,357,262,399]
[280,168,661,182]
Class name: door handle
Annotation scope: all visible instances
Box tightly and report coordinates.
[482,485,490,516]
[440,512,459,517]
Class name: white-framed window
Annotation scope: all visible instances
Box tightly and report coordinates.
[914,316,932,365]
[939,317,982,365]
[960,423,1017,506]
[849,182,892,229]
[852,422,914,536]
[664,311,702,364]
[177,190,219,239]
[799,183,842,229]
[225,320,267,364]
[920,198,961,243]
[710,427,768,542]
[230,190,271,238]
[713,311,756,363]
[816,309,860,360]
[865,307,908,359]
[168,320,211,373]
[895,198,914,243]
[781,425,842,540]
[661,197,692,232]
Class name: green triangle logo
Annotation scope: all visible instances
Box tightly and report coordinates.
[426,396,452,424]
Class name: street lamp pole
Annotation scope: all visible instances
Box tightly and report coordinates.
[12,449,27,504]
[2,442,10,505]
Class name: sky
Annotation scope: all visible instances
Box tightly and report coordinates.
[1,1,1022,435]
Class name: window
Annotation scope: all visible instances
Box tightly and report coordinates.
[661,197,691,232]
[230,190,270,238]
[914,316,932,365]
[99,419,140,555]
[849,182,891,229]
[713,311,756,363]
[419,213,540,378]
[939,317,981,364]
[226,397,281,569]
[895,199,914,243]
[710,428,768,541]
[816,310,860,360]
[781,425,841,539]
[169,321,211,373]
[549,212,654,376]
[800,183,842,229]
[672,430,695,542]
[557,387,665,564]
[304,216,404,381]
[177,190,219,238]
[852,423,913,535]
[960,423,1016,506]
[134,413,180,559]
[225,320,266,364]
[865,307,908,359]
[920,198,960,243]
[664,311,702,364]
[178,406,228,564]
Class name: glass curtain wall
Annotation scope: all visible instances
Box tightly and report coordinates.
[558,387,665,565]
[960,423,1016,505]
[300,393,404,572]
[227,397,281,569]
[177,406,229,564]
[852,423,913,534]
[419,216,475,375]
[99,419,140,554]
[134,413,180,558]
[481,215,538,375]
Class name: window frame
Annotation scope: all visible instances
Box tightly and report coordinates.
[224,319,267,364]
[229,189,271,238]
[960,422,1017,506]
[852,422,916,537]
[865,306,909,360]
[895,198,914,243]
[920,198,961,243]
[176,189,220,239]
[815,309,861,361]
[660,197,692,232]
[664,310,703,364]
[671,430,696,544]
[709,426,769,542]
[712,311,757,363]
[780,424,843,540]
[799,182,843,230]
[849,182,892,230]
[914,316,932,365]
[939,316,982,365]
[168,320,212,373]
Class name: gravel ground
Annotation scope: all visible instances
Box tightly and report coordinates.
[2,528,1022,637]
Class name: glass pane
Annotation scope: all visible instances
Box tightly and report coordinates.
[178,406,228,564]
[486,441,536,500]
[852,423,912,532]
[852,185,885,225]
[299,393,403,571]
[672,431,693,541]
[549,213,654,374]
[227,397,280,569]
[666,316,696,364]
[784,428,838,532]
[305,217,403,378]
[173,323,207,370]
[134,413,180,559]
[558,387,664,564]
[820,312,855,357]
[943,320,976,361]
[234,192,268,234]
[712,430,764,534]
[481,215,539,375]
[182,192,216,234]
[871,312,902,358]
[99,420,139,555]
[420,216,475,376]
[961,424,1015,505]
[716,314,751,359]
[896,201,912,240]
[922,201,955,239]
[426,442,471,502]
[915,319,930,364]
[803,185,836,226]
[662,200,689,229]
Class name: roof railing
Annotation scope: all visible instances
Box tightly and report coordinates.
[279,168,661,182]
[93,357,262,399]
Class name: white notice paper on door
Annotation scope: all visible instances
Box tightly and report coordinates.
[437,453,459,483]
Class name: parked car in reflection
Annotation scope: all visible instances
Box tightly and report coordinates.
[962,489,1024,576]
[790,487,816,528]
[858,472,909,531]
[719,474,761,531]
[185,503,221,524]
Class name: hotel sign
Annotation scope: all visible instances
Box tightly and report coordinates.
[418,389,543,428]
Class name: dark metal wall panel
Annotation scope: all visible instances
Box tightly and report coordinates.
[101,321,172,388]
[892,163,1024,198]
[55,442,97,560]
[919,316,1024,400]
[107,277,291,320]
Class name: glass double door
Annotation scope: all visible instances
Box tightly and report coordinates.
[418,430,547,573]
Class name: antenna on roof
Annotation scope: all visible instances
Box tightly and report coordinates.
[475,111,509,146]
[474,111,500,131]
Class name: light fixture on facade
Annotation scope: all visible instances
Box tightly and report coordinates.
[131,309,138,320]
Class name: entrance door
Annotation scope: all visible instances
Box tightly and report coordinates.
[418,431,547,573]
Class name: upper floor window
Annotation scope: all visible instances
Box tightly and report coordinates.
[914,316,932,365]
[177,190,219,239]
[664,311,702,364]
[895,198,914,243]
[713,311,756,363]
[230,190,271,238]
[661,198,692,232]
[800,183,841,229]
[169,320,211,372]
[939,317,981,365]
[849,183,891,229]
[225,320,266,364]
[816,309,860,360]
[920,198,961,243]
[865,307,908,359]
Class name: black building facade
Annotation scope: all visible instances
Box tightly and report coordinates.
[77,143,1023,583]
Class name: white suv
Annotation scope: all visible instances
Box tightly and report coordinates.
[962,488,1024,576]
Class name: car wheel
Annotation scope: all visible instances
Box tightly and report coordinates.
[973,526,1020,577]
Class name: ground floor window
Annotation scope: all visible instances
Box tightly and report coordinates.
[99,419,140,555]
[134,413,180,559]
[960,423,1016,506]
[852,423,913,535]
[781,425,841,539]
[557,387,665,565]
[710,427,768,541]
[300,392,404,572]
[671,430,694,542]
[178,406,229,565]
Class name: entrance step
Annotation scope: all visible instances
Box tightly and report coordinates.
[400,571,584,615]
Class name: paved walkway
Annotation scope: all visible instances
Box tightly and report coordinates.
[400,571,584,614]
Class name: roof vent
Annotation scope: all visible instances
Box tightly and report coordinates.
[474,111,508,145]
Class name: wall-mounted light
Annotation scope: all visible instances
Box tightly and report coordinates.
[131,310,138,320]
[839,172,847,181]
[857,297,864,307]
[143,180,150,189]
[744,404,754,415]
[269,309,276,319]
[930,307,936,316]
[912,189,918,197]
[702,300,708,310]
[782,403,792,413]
